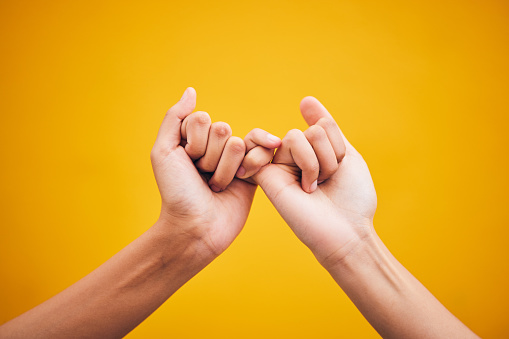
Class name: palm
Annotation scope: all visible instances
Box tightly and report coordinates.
[256,150,374,262]
[152,88,257,256]
[320,145,377,221]
[254,97,377,263]
[153,146,256,255]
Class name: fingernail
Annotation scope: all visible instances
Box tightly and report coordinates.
[179,88,188,102]
[236,166,246,177]
[210,184,222,193]
[310,180,318,192]
[267,133,281,143]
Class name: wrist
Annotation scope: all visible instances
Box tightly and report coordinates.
[320,224,479,339]
[320,223,409,303]
[152,218,218,273]
[318,221,380,273]
[313,218,376,270]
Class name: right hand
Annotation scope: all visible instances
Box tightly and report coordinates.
[150,88,277,258]
[252,96,378,266]
[151,88,281,258]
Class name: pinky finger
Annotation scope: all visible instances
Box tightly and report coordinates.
[244,128,282,151]
[236,146,274,179]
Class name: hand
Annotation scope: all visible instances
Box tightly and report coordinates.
[180,113,281,190]
[235,128,284,183]
[151,88,280,257]
[0,88,283,339]
[252,96,377,265]
[180,110,244,192]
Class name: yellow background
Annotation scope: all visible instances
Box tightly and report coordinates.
[1,1,508,337]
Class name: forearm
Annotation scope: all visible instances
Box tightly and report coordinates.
[323,225,478,339]
[0,219,214,338]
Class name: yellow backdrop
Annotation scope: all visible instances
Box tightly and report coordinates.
[1,1,508,337]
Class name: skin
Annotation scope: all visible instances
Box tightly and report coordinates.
[250,96,479,339]
[150,87,280,256]
[0,88,478,338]
[0,88,281,338]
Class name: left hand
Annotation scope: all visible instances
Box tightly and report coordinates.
[251,96,376,265]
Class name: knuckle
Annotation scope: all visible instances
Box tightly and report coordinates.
[231,144,246,155]
[227,137,246,154]
[251,127,264,137]
[245,128,263,142]
[211,122,232,138]
[287,128,303,138]
[243,152,265,170]
[254,148,273,164]
[150,146,164,160]
[305,125,326,142]
[284,129,303,143]
[192,111,211,125]
[243,156,259,170]
[166,107,175,117]
[317,117,337,129]
[151,145,173,164]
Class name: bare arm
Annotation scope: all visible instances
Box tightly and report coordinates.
[0,220,214,338]
[0,87,280,338]
[253,96,478,338]
[325,226,476,338]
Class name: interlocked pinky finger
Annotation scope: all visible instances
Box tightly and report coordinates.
[273,129,319,193]
[236,146,275,179]
[244,128,281,152]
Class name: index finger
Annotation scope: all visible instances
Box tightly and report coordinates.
[300,95,353,155]
[299,96,334,126]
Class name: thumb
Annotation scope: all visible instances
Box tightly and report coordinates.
[155,87,197,148]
